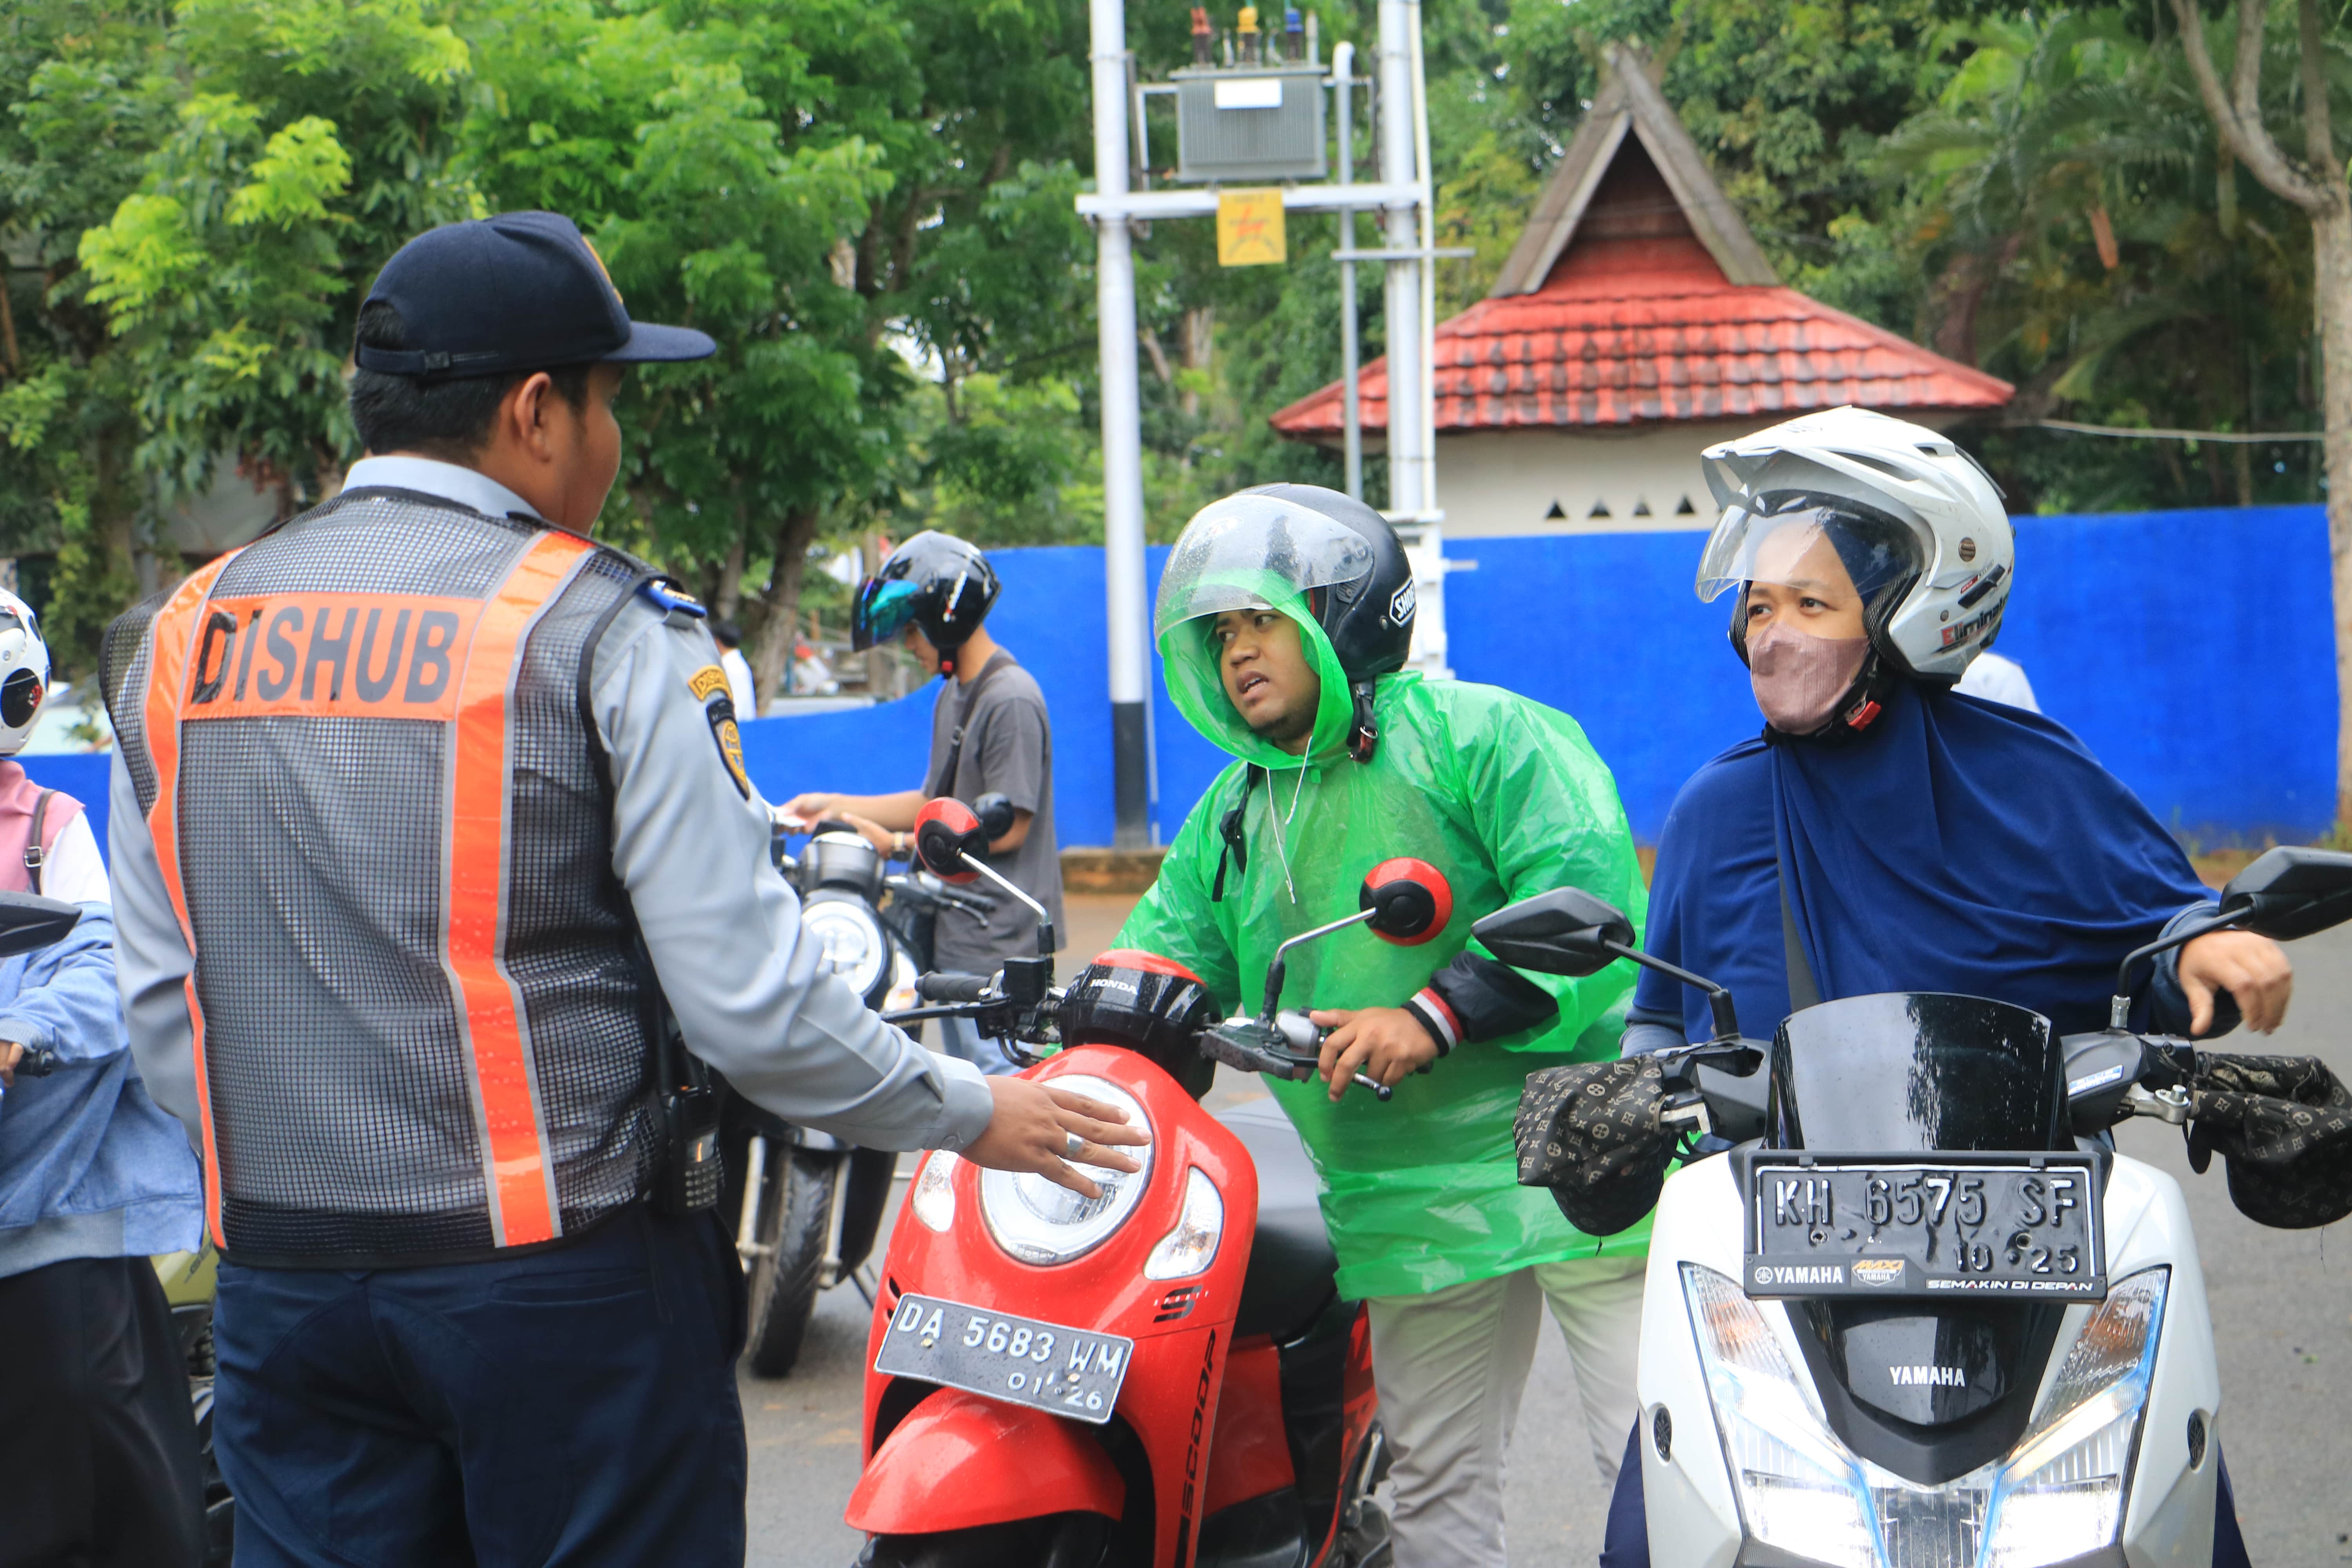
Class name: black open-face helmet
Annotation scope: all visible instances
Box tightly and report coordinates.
[1055,950,1221,1100]
[1247,484,1415,683]
[851,530,1000,677]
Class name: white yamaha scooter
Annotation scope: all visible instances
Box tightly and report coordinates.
[1477,846,2352,1568]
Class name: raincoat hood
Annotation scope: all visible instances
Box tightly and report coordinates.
[1158,586,1356,767]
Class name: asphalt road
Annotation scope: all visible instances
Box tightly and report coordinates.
[746,906,2352,1566]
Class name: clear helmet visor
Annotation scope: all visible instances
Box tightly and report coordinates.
[1695,495,1930,605]
[1153,494,1375,640]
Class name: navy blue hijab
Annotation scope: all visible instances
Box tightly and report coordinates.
[1636,682,2212,1043]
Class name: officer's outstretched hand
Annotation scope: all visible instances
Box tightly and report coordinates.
[964,1078,1152,1200]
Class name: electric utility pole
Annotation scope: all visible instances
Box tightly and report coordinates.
[1089,0,1154,850]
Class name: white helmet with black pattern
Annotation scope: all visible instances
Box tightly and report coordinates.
[1697,406,2013,683]
[0,590,49,756]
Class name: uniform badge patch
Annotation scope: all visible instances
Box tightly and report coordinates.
[690,664,751,798]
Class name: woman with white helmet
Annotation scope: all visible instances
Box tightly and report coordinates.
[0,589,104,897]
[1595,407,2272,1567]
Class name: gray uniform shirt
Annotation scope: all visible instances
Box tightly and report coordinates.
[926,659,1065,974]
[111,456,995,1160]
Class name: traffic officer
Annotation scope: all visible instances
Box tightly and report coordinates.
[102,210,1145,1567]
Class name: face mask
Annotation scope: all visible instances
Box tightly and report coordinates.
[1748,622,1869,735]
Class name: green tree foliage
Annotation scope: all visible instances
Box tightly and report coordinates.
[74,0,481,515]
[457,0,903,687]
[1872,6,2342,510]
[8,0,2348,691]
[0,2,175,675]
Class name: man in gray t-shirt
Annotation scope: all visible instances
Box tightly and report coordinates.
[780,531,1063,1073]
[921,658,1065,974]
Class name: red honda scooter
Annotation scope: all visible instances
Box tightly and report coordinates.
[844,798,1452,1568]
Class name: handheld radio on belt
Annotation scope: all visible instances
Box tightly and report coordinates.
[650,995,722,1216]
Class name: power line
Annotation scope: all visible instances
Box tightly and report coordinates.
[2034,418,2324,445]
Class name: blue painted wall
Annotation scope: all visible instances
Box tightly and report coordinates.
[29,504,2334,860]
[20,751,109,851]
[1442,504,2335,846]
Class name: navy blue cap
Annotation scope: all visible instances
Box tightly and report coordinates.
[354,211,715,380]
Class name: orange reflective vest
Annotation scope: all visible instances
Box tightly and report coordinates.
[107,488,662,1265]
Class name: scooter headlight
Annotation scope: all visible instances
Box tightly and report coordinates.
[978,1075,1154,1265]
[1682,1264,2169,1568]
[1983,1269,2168,1568]
[1683,1264,1880,1568]
[802,895,888,1001]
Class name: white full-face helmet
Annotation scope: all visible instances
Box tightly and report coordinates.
[1698,407,2013,706]
[0,590,51,756]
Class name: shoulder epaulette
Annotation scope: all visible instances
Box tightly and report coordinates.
[639,578,708,627]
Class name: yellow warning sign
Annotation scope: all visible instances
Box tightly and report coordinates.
[1216,189,1287,267]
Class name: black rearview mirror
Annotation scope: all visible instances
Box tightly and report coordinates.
[971,791,1018,844]
[1471,888,1635,978]
[2218,846,2352,941]
[0,893,82,960]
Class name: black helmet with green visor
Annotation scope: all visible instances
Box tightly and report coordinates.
[851,530,1000,677]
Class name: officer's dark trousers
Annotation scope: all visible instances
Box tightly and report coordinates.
[213,1202,748,1567]
[1597,1423,2255,1567]
[0,1254,206,1567]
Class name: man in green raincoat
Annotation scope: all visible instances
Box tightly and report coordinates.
[1117,485,1650,1568]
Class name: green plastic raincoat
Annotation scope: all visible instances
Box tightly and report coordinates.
[1117,593,1650,1299]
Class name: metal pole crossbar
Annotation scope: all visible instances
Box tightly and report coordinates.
[1082,3,1441,838]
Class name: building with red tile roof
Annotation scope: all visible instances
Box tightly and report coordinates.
[1270,48,2013,535]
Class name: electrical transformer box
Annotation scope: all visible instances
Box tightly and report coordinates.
[1171,66,1327,183]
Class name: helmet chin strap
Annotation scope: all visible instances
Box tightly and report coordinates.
[1733,574,1911,743]
[1782,649,1896,743]
[1347,677,1380,762]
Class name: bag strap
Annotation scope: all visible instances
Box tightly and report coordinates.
[24,789,53,898]
[1773,831,1823,1013]
[1210,765,1263,903]
[927,651,1014,800]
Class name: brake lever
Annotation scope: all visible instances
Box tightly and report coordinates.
[1659,1091,1711,1133]
[2122,1082,2192,1125]
[1198,1017,1392,1101]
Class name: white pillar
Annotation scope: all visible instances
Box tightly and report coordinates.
[1090,0,1153,846]
[1332,42,1363,502]
[1376,0,1425,518]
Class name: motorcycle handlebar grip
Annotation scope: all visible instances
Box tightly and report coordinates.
[916,972,994,1003]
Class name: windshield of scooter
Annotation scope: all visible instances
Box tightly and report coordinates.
[1770,993,2067,1152]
